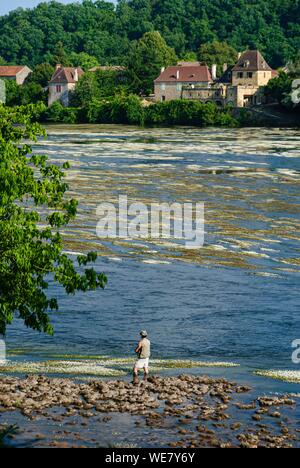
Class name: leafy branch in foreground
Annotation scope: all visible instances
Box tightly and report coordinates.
[0,425,18,448]
[0,103,107,336]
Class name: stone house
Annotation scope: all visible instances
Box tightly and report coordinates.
[154,62,213,102]
[156,51,278,108]
[0,66,32,85]
[48,65,84,107]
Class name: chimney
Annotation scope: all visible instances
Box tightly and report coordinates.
[161,67,165,74]
[176,70,180,80]
[211,64,217,81]
[238,52,242,59]
[74,68,79,82]
[223,63,228,73]
[55,64,61,70]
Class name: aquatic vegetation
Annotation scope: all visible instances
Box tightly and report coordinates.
[0,357,240,377]
[0,360,127,377]
[49,125,299,277]
[255,370,300,384]
[149,359,240,369]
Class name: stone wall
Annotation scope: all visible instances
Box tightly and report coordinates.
[155,82,210,102]
[15,66,32,85]
[48,83,76,107]
[232,71,272,87]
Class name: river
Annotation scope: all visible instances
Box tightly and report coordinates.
[3,125,300,391]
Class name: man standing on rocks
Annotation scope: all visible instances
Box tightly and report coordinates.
[133,330,151,382]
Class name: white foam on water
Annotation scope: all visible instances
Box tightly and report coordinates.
[255,370,300,384]
[142,259,171,265]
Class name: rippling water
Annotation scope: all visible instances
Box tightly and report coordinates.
[5,125,300,386]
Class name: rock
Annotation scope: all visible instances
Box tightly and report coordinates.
[235,386,251,394]
[252,414,262,422]
[258,397,295,408]
[269,411,281,419]
[237,433,260,449]
[230,423,242,431]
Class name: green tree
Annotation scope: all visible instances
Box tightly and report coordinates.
[0,0,298,68]
[69,52,99,71]
[288,52,300,79]
[26,63,54,88]
[127,31,177,95]
[179,51,198,62]
[198,41,238,76]
[46,42,71,67]
[70,72,100,108]
[5,80,46,107]
[266,72,293,106]
[5,81,22,107]
[0,104,107,335]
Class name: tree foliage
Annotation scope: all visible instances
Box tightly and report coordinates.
[0,104,107,335]
[198,41,238,76]
[127,31,177,94]
[0,0,297,69]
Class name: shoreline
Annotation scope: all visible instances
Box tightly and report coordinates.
[1,373,299,448]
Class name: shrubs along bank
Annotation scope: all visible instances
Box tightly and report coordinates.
[40,97,239,127]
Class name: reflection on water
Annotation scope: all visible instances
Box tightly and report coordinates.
[5,125,300,381]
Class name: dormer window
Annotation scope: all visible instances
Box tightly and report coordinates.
[243,60,250,68]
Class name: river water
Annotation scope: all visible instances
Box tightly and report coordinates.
[3,125,300,390]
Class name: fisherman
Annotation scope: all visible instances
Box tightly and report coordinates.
[133,330,151,381]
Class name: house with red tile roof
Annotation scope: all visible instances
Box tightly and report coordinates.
[48,65,84,106]
[155,51,278,108]
[0,66,32,85]
[154,62,213,102]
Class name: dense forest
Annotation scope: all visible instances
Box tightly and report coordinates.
[0,0,299,69]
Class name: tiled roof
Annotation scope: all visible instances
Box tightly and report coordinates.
[155,65,212,83]
[49,66,84,84]
[0,66,28,77]
[233,50,273,72]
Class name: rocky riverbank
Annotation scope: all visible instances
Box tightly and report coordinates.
[0,374,299,448]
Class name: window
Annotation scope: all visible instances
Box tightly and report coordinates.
[177,83,182,91]
[247,72,253,78]
[161,96,166,102]
[238,72,243,79]
[56,85,62,93]
[161,83,166,91]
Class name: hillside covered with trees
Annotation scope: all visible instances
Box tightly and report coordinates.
[0,0,298,69]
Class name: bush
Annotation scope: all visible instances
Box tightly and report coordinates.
[40,97,238,127]
[41,102,79,124]
[85,94,144,125]
[144,100,237,127]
